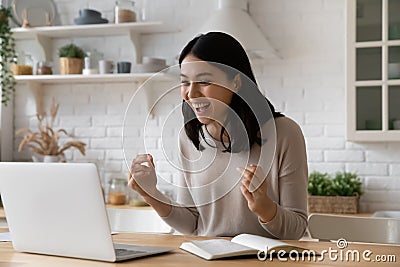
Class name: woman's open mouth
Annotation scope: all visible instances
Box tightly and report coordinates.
[192,102,211,114]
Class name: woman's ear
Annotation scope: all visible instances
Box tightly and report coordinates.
[233,74,242,92]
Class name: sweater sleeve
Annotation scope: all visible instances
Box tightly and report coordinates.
[160,132,200,235]
[160,184,200,235]
[259,118,308,239]
[160,206,199,235]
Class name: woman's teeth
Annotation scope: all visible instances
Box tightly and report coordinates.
[192,102,210,112]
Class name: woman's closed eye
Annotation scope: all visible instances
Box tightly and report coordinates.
[180,80,190,86]
[180,80,212,86]
[197,80,212,86]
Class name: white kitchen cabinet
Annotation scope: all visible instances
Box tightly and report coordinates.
[347,0,400,141]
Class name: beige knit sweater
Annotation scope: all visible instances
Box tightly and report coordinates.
[161,116,308,239]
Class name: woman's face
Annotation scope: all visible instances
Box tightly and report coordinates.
[180,54,238,126]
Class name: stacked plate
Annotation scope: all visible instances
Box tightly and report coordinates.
[9,0,57,27]
[132,57,168,73]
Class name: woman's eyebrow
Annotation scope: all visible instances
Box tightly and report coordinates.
[180,72,213,78]
[196,72,213,78]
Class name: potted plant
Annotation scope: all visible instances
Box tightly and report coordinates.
[58,43,85,74]
[0,6,17,105]
[16,99,86,162]
[308,171,363,214]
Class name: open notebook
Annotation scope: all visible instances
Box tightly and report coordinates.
[180,233,307,260]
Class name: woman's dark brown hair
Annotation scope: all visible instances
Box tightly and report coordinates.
[179,32,283,153]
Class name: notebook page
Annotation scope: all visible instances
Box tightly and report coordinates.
[231,234,290,251]
[190,239,254,255]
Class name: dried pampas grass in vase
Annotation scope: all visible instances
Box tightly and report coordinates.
[16,98,86,162]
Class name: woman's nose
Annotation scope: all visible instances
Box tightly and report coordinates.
[187,82,200,98]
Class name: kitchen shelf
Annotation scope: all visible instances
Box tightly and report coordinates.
[11,21,173,63]
[10,21,178,115]
[15,73,174,84]
[11,21,167,39]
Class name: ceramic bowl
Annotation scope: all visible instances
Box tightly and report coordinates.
[74,8,108,25]
[142,57,166,66]
[132,63,168,73]
[79,9,102,18]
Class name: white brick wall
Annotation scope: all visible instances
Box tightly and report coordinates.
[11,0,400,212]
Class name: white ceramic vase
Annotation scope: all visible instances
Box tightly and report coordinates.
[32,153,64,163]
[43,155,61,163]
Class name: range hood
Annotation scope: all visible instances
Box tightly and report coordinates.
[198,0,279,60]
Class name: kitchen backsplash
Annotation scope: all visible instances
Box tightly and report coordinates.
[12,0,400,212]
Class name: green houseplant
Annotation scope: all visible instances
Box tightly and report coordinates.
[0,6,17,105]
[58,43,85,74]
[308,171,363,214]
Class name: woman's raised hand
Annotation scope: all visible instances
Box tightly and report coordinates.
[128,154,158,198]
[237,164,277,223]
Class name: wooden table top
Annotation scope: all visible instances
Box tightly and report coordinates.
[0,228,399,266]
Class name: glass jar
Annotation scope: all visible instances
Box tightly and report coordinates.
[36,61,53,75]
[115,0,137,24]
[128,189,148,206]
[108,178,127,205]
[11,52,33,75]
[136,0,153,21]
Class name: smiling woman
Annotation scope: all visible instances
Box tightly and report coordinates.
[128,32,309,240]
[180,57,237,137]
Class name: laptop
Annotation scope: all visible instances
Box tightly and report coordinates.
[0,162,172,262]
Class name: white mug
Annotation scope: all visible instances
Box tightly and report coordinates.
[99,60,114,74]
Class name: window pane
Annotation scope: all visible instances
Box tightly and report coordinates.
[356,0,382,42]
[388,46,400,79]
[356,86,382,130]
[389,0,400,40]
[356,47,382,80]
[389,86,400,130]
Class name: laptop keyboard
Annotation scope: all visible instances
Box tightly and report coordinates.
[115,248,146,257]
